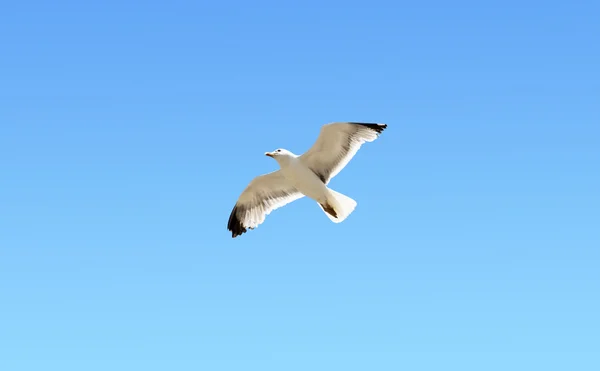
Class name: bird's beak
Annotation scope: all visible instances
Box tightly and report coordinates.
[265,152,274,158]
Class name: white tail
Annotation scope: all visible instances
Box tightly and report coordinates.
[318,188,357,223]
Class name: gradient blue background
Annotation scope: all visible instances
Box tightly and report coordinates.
[1,1,599,370]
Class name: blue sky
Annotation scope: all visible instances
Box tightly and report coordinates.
[1,0,599,370]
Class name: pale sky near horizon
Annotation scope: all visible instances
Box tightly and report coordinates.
[1,1,599,370]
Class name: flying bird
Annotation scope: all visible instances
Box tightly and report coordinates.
[227,122,388,238]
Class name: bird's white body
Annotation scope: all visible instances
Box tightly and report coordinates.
[276,152,328,204]
[268,148,358,224]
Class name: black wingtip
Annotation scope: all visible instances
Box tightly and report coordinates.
[351,122,387,135]
[227,205,247,238]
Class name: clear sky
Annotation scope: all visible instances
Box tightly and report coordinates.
[1,1,599,370]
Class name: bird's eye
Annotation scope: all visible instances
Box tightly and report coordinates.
[277,149,281,152]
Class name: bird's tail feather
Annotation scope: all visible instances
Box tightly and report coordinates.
[318,188,357,223]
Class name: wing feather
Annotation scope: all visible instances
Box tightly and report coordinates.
[227,170,303,238]
[299,122,387,184]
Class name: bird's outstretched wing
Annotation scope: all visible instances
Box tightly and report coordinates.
[227,170,304,238]
[299,122,387,184]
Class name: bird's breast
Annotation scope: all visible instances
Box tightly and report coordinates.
[281,160,327,202]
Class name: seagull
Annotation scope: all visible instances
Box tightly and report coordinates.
[227,122,388,238]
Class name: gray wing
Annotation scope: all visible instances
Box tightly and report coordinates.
[227,170,304,238]
[299,122,387,184]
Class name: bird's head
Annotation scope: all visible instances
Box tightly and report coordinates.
[265,148,295,164]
